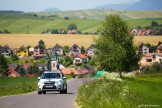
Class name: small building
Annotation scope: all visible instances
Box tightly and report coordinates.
[157,43,162,53]
[61,68,83,75]
[16,46,29,58]
[86,44,96,57]
[47,44,64,56]
[138,43,149,55]
[144,53,162,64]
[7,64,20,77]
[33,45,46,59]
[0,45,12,58]
[70,44,81,55]
[67,29,78,34]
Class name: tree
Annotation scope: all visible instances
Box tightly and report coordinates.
[158,41,162,46]
[31,65,39,75]
[0,30,1,34]
[64,16,69,20]
[0,54,8,75]
[38,39,46,48]
[151,21,158,27]
[95,14,140,78]
[67,24,77,30]
[3,29,10,34]
[51,29,59,34]
[81,46,85,54]
[17,65,26,76]
[11,54,19,61]
[63,46,70,54]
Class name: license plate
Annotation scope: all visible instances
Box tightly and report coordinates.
[46,86,53,88]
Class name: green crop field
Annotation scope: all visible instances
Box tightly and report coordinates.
[0,10,162,34]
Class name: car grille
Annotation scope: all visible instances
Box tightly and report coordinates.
[44,81,55,85]
[43,85,56,89]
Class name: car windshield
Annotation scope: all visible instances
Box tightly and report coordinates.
[41,73,61,79]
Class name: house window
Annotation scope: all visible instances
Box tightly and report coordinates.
[146,59,152,62]
[144,49,147,51]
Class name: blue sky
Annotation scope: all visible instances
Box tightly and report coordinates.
[0,0,140,12]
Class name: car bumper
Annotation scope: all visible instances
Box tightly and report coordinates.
[38,84,62,91]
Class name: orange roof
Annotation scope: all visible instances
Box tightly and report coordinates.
[75,54,87,59]
[61,68,83,75]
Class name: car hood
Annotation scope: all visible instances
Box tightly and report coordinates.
[39,79,61,83]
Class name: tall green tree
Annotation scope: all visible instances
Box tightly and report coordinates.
[38,39,46,48]
[0,54,8,75]
[17,65,26,76]
[67,24,77,30]
[95,14,140,78]
[81,46,85,54]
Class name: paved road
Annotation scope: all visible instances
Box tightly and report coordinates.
[0,78,91,108]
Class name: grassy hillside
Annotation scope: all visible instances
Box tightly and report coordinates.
[0,13,101,34]
[35,10,162,20]
[0,34,162,48]
[1,11,162,34]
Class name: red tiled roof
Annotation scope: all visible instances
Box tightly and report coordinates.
[61,68,83,75]
[27,74,35,77]
[75,54,87,59]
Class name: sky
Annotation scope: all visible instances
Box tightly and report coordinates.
[0,0,140,12]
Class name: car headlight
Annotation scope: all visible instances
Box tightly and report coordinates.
[38,81,44,85]
[55,80,62,85]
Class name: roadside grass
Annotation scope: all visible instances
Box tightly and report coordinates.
[0,76,37,97]
[76,73,162,108]
[0,75,72,97]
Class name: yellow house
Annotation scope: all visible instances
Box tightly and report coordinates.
[17,46,29,57]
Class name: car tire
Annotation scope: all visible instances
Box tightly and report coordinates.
[60,90,64,94]
[64,83,67,93]
[38,91,42,94]
[43,91,46,94]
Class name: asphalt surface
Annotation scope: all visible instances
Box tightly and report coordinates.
[0,78,92,108]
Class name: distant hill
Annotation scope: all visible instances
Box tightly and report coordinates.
[0,10,24,14]
[128,0,162,10]
[36,10,162,20]
[94,0,162,10]
[43,8,61,12]
[94,4,130,10]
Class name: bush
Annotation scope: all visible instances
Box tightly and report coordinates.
[144,62,162,74]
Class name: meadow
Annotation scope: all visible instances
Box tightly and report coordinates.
[0,34,162,49]
[76,74,162,108]
[0,76,37,96]
[1,12,162,34]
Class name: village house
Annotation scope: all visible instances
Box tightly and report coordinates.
[67,29,78,34]
[7,64,20,77]
[33,45,46,59]
[47,44,64,59]
[86,44,96,57]
[61,68,83,75]
[59,29,66,34]
[70,44,81,55]
[131,29,154,36]
[157,43,162,53]
[143,53,162,64]
[138,43,149,55]
[73,54,88,66]
[0,45,12,58]
[16,46,29,58]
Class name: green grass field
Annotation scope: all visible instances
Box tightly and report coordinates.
[0,76,37,96]
[76,74,162,108]
[1,11,162,34]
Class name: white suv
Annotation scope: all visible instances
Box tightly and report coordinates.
[38,71,67,94]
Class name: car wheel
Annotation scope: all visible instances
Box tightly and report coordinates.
[64,83,67,93]
[43,91,46,94]
[60,90,64,94]
[38,91,42,94]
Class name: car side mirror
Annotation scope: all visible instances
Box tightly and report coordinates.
[63,77,66,80]
[38,77,40,80]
